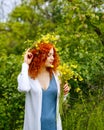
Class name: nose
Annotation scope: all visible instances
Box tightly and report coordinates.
[51,55,54,61]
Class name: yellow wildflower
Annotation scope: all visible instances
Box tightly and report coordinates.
[75,87,81,92]
[70,64,77,68]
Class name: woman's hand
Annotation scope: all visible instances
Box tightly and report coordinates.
[63,82,71,95]
[24,50,33,65]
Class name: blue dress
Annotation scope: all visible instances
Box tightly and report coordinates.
[41,75,57,130]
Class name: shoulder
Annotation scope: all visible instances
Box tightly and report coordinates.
[53,71,59,77]
[53,71,61,83]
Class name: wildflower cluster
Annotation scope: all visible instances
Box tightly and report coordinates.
[24,33,60,50]
[36,33,60,45]
[58,63,83,115]
[58,63,74,83]
[58,63,83,81]
[58,63,83,89]
[58,63,74,115]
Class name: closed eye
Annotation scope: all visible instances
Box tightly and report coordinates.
[48,53,54,57]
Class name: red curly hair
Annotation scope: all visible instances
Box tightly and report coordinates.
[28,42,60,79]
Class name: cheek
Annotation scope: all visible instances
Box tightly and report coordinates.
[45,58,50,65]
[46,57,50,62]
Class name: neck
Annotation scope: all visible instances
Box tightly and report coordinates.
[40,66,47,73]
[37,67,50,78]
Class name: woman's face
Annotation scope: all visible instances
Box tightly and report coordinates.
[45,48,54,68]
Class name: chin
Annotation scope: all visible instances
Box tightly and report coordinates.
[46,65,52,68]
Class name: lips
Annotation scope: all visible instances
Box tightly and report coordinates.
[49,62,53,65]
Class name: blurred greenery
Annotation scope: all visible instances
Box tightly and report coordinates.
[0,0,104,130]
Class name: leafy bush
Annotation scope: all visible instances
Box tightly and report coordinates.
[0,55,24,130]
[62,91,104,130]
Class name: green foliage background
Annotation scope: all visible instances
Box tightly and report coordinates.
[0,0,104,130]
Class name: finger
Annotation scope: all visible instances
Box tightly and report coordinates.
[24,52,32,63]
[63,84,68,89]
[64,90,69,95]
[27,53,33,59]
[64,86,71,92]
[25,48,30,53]
[64,88,69,92]
[63,83,68,87]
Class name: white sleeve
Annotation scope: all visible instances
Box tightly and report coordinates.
[17,63,31,92]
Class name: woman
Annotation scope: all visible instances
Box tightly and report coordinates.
[17,42,69,130]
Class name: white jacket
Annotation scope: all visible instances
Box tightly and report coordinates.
[17,63,62,130]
